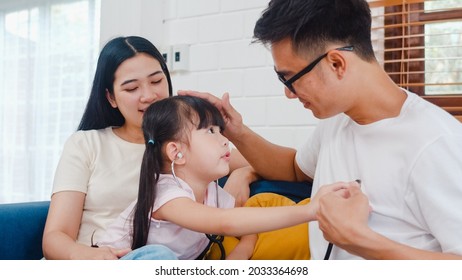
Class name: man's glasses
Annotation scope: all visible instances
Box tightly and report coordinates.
[275,46,354,94]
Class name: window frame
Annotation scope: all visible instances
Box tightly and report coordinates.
[380,1,462,120]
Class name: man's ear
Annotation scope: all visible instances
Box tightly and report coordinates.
[326,51,347,78]
[165,142,185,164]
[106,89,118,108]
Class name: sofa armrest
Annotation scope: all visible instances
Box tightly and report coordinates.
[0,201,50,260]
[250,180,312,203]
[218,177,312,203]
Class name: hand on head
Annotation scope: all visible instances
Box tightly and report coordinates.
[177,90,244,141]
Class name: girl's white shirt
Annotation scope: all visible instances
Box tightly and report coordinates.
[99,174,235,259]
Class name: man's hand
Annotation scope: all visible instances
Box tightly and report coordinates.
[316,185,371,250]
[309,181,359,220]
[177,91,244,141]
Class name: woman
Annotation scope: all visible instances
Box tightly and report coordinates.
[43,36,177,259]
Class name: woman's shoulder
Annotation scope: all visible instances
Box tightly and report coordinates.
[70,126,112,137]
[66,127,114,143]
[60,127,114,154]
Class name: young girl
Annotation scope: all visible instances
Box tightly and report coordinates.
[99,95,348,260]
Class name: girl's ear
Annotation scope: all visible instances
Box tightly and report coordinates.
[165,142,185,164]
[106,89,118,108]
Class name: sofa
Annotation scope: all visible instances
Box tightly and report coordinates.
[0,180,311,260]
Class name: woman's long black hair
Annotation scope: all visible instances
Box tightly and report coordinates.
[131,95,225,250]
[78,36,173,130]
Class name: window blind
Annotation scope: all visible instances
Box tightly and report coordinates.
[368,0,462,121]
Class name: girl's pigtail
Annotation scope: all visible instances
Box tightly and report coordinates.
[131,140,160,249]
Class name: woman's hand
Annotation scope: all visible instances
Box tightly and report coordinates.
[72,246,132,260]
[43,191,131,260]
[223,166,260,207]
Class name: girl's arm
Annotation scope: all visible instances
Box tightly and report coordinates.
[226,234,258,260]
[154,181,349,237]
[42,191,131,260]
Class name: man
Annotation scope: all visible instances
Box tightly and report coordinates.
[180,0,462,259]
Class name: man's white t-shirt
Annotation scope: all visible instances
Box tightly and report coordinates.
[296,90,462,259]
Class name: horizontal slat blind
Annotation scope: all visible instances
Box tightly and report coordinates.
[368,0,462,120]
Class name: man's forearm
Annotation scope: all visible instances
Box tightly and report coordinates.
[341,227,462,260]
[229,125,299,181]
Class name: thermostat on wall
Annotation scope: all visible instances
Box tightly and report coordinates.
[160,46,173,70]
[172,44,189,72]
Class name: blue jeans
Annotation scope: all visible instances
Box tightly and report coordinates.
[120,244,177,260]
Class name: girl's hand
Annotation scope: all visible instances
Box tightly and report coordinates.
[309,181,360,219]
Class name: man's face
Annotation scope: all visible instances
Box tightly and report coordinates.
[271,38,347,119]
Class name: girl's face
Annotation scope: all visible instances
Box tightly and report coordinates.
[185,125,231,183]
[108,53,169,130]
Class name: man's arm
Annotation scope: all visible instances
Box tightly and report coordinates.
[178,90,311,182]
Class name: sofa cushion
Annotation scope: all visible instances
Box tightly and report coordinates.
[0,201,50,260]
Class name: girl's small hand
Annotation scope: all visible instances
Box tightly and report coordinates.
[309,181,360,219]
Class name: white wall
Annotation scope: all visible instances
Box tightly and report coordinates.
[100,0,319,149]
[99,0,165,47]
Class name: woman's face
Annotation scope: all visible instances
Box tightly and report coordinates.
[107,53,169,130]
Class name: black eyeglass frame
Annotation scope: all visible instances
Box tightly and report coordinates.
[276,46,354,94]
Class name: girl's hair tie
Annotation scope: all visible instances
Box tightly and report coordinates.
[147,139,155,145]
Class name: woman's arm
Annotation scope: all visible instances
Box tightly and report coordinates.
[223,165,260,207]
[42,191,131,259]
[226,234,258,260]
[228,148,249,172]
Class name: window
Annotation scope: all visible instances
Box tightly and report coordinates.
[0,0,100,203]
[369,0,462,121]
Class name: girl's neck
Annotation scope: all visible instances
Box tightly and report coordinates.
[177,173,212,204]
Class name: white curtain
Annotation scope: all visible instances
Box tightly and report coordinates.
[0,0,100,203]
